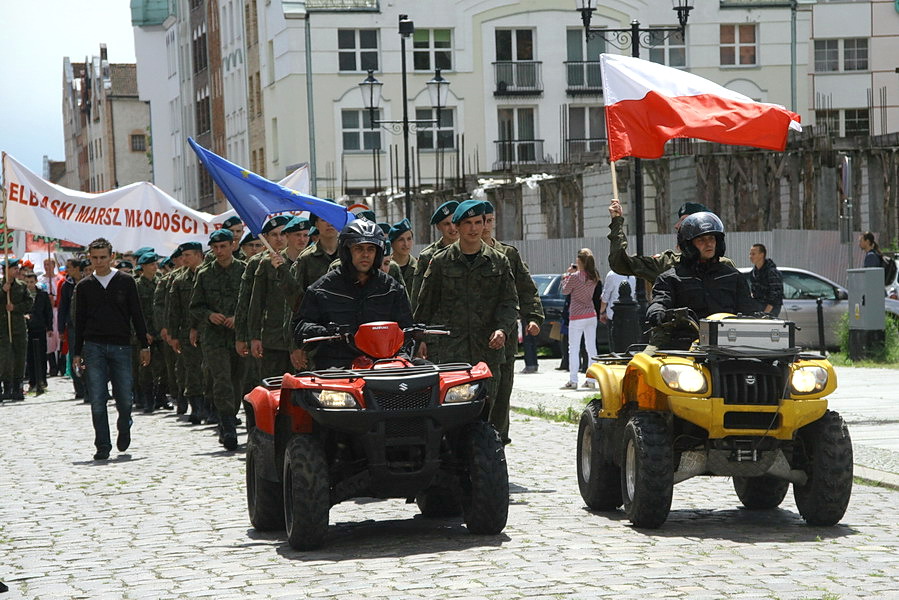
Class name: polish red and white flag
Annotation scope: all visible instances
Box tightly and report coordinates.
[600,53,802,162]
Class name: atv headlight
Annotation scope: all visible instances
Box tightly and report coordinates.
[790,366,828,394]
[444,383,482,404]
[660,365,708,394]
[312,390,358,409]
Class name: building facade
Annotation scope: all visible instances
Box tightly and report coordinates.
[61,45,152,193]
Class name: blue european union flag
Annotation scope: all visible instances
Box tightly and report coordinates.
[188,138,352,234]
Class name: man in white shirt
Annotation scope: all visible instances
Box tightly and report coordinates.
[600,270,636,352]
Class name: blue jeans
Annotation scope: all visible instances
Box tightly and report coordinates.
[83,342,134,452]
[522,333,538,368]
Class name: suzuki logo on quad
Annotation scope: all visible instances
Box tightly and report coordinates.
[398,382,408,391]
[745,375,757,385]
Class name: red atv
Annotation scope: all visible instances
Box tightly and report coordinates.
[242,321,509,550]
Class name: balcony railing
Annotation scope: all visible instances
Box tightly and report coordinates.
[564,61,602,95]
[493,61,543,96]
[493,138,544,170]
[565,137,608,162]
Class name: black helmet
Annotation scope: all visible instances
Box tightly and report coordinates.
[338,218,386,275]
[677,211,726,263]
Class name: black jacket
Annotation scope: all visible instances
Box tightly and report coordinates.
[295,266,414,369]
[73,271,148,355]
[27,289,53,332]
[647,259,758,324]
[57,276,76,333]
[749,258,784,313]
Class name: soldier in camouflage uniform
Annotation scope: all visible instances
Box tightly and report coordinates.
[155,251,184,412]
[239,231,265,259]
[249,216,310,379]
[608,199,736,283]
[135,252,168,413]
[167,241,206,424]
[388,218,417,290]
[481,202,543,444]
[1,259,33,401]
[414,200,519,417]
[234,216,290,392]
[409,201,459,310]
[221,216,244,258]
[190,229,246,450]
[288,216,340,311]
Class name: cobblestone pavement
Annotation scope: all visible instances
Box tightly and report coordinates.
[2,376,898,600]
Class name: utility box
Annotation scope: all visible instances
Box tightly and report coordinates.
[847,268,885,360]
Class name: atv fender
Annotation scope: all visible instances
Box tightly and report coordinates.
[585,362,627,418]
[244,386,281,436]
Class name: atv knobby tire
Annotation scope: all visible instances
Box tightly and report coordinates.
[577,400,622,510]
[283,434,330,550]
[459,422,509,535]
[733,476,790,510]
[621,411,673,529]
[246,428,285,531]
[793,410,853,526]
[416,485,463,518]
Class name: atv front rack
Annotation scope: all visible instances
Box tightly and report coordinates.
[261,362,477,388]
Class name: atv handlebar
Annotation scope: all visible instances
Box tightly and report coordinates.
[301,323,450,345]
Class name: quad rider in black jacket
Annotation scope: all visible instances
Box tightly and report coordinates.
[646,212,757,350]
[294,219,413,369]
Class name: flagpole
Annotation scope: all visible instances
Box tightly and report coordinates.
[1,151,13,339]
[610,160,619,202]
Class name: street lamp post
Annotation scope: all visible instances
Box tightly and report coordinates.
[576,0,692,310]
[358,14,450,220]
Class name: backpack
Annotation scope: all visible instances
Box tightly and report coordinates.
[881,253,897,286]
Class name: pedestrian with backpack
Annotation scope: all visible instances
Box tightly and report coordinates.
[859,231,897,286]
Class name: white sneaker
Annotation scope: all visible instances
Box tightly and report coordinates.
[560,381,578,390]
[582,380,595,389]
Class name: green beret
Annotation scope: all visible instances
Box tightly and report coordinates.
[357,209,377,223]
[160,257,174,269]
[209,229,234,244]
[309,226,319,237]
[137,252,159,265]
[283,216,311,234]
[1,258,21,268]
[222,216,243,229]
[177,241,203,254]
[452,199,487,224]
[388,218,413,243]
[376,222,391,236]
[77,258,92,269]
[170,247,183,260]
[134,246,154,258]
[261,214,292,234]
[678,202,711,218]
[115,260,133,270]
[430,201,460,225]
[483,201,495,214]
[239,232,259,246]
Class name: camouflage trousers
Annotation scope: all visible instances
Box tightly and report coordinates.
[0,329,27,379]
[178,342,204,397]
[202,343,246,416]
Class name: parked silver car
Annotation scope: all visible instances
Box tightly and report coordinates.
[741,266,899,350]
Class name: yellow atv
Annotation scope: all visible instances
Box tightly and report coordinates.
[577,312,853,528]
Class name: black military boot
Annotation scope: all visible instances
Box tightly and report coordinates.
[204,398,219,425]
[155,383,172,410]
[175,391,188,414]
[188,396,203,424]
[220,412,238,451]
[142,386,155,414]
[11,380,25,401]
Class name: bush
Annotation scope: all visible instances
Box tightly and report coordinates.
[836,312,899,364]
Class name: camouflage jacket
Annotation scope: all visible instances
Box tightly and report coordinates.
[413,241,519,366]
[608,215,736,283]
[396,255,418,291]
[234,253,265,344]
[189,258,246,346]
[288,242,338,312]
[167,267,200,342]
[491,239,544,360]
[247,250,297,351]
[409,239,451,310]
[135,274,159,337]
[2,278,33,335]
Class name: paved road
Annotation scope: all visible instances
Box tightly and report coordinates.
[1,375,898,599]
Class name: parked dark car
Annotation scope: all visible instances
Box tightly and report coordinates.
[531,274,608,355]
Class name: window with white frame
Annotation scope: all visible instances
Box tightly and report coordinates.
[338,29,378,72]
[720,24,757,66]
[814,109,840,136]
[648,29,686,67]
[415,108,455,149]
[342,109,382,151]
[844,109,869,137]
[843,38,868,71]
[814,40,839,72]
[565,29,603,88]
[413,29,452,71]
[567,106,605,154]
